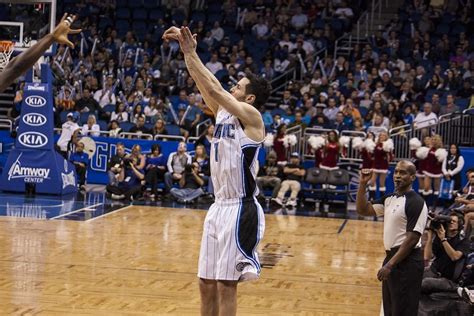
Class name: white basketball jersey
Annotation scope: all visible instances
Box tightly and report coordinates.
[211,109,261,200]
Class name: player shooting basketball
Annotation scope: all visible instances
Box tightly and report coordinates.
[0,13,81,93]
[163,26,271,316]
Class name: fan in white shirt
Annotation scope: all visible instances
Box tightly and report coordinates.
[81,114,101,137]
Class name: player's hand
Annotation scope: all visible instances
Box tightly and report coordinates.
[52,13,81,48]
[162,26,180,42]
[176,27,197,55]
[359,168,373,185]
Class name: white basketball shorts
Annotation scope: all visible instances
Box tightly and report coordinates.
[198,197,265,282]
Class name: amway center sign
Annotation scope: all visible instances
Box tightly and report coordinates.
[7,153,51,183]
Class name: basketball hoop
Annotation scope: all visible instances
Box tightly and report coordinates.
[0,41,15,71]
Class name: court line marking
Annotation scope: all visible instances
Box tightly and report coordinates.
[0,203,65,208]
[337,219,348,234]
[85,204,133,222]
[50,203,103,220]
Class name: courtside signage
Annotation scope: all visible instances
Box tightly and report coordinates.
[18,131,48,148]
[22,113,47,126]
[25,95,47,107]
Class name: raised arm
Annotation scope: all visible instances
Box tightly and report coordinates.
[0,13,81,93]
[163,27,264,137]
[356,169,377,216]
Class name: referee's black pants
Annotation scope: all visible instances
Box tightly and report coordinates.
[382,247,423,316]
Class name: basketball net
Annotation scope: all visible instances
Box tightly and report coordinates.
[0,41,15,71]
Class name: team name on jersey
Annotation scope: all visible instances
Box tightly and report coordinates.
[214,123,236,139]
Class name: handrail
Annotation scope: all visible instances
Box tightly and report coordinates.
[118,132,154,140]
[154,134,185,142]
[270,47,327,93]
[187,136,200,144]
[195,118,212,137]
[0,118,12,131]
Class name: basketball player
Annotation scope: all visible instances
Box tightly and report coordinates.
[163,26,271,316]
[0,13,80,93]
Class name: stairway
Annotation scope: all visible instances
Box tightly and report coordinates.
[335,0,404,58]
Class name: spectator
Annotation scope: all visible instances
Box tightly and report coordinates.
[457,171,474,232]
[170,163,206,203]
[422,212,470,294]
[197,123,214,155]
[252,16,269,39]
[75,88,102,115]
[257,151,283,203]
[129,116,151,136]
[210,21,224,43]
[110,102,129,122]
[130,104,144,124]
[279,90,297,111]
[107,142,126,186]
[93,76,116,108]
[164,142,192,193]
[290,6,308,30]
[193,144,211,193]
[180,93,203,136]
[108,120,122,138]
[69,141,89,191]
[205,53,224,75]
[439,94,460,116]
[442,144,465,197]
[145,144,167,199]
[272,152,305,207]
[106,152,144,201]
[151,118,168,136]
[144,96,162,123]
[323,98,339,122]
[333,111,350,133]
[81,114,100,137]
[288,110,307,130]
[57,112,81,158]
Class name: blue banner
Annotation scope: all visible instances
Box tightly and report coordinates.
[0,65,77,195]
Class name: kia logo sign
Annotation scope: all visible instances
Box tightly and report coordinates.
[18,132,48,148]
[25,96,47,107]
[22,113,47,126]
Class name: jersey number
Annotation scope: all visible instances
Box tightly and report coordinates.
[214,143,219,162]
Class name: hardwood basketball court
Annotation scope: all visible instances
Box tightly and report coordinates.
[0,205,385,315]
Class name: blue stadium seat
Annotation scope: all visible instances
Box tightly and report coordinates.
[97,120,108,131]
[166,124,181,136]
[120,122,135,132]
[116,20,130,37]
[116,0,127,7]
[60,111,69,123]
[116,7,130,20]
[455,98,469,111]
[103,104,116,113]
[149,8,165,21]
[133,8,148,20]
[127,0,143,9]
[435,23,450,36]
[132,21,148,40]
[144,0,159,9]
[450,23,466,36]
[191,11,206,23]
[208,3,222,13]
[172,12,186,25]
[80,112,90,125]
[207,13,222,26]
[271,108,286,117]
[215,69,228,81]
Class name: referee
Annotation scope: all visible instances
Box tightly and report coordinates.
[356,160,428,316]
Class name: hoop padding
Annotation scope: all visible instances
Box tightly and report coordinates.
[0,41,15,70]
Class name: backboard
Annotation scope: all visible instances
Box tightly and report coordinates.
[0,0,56,56]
